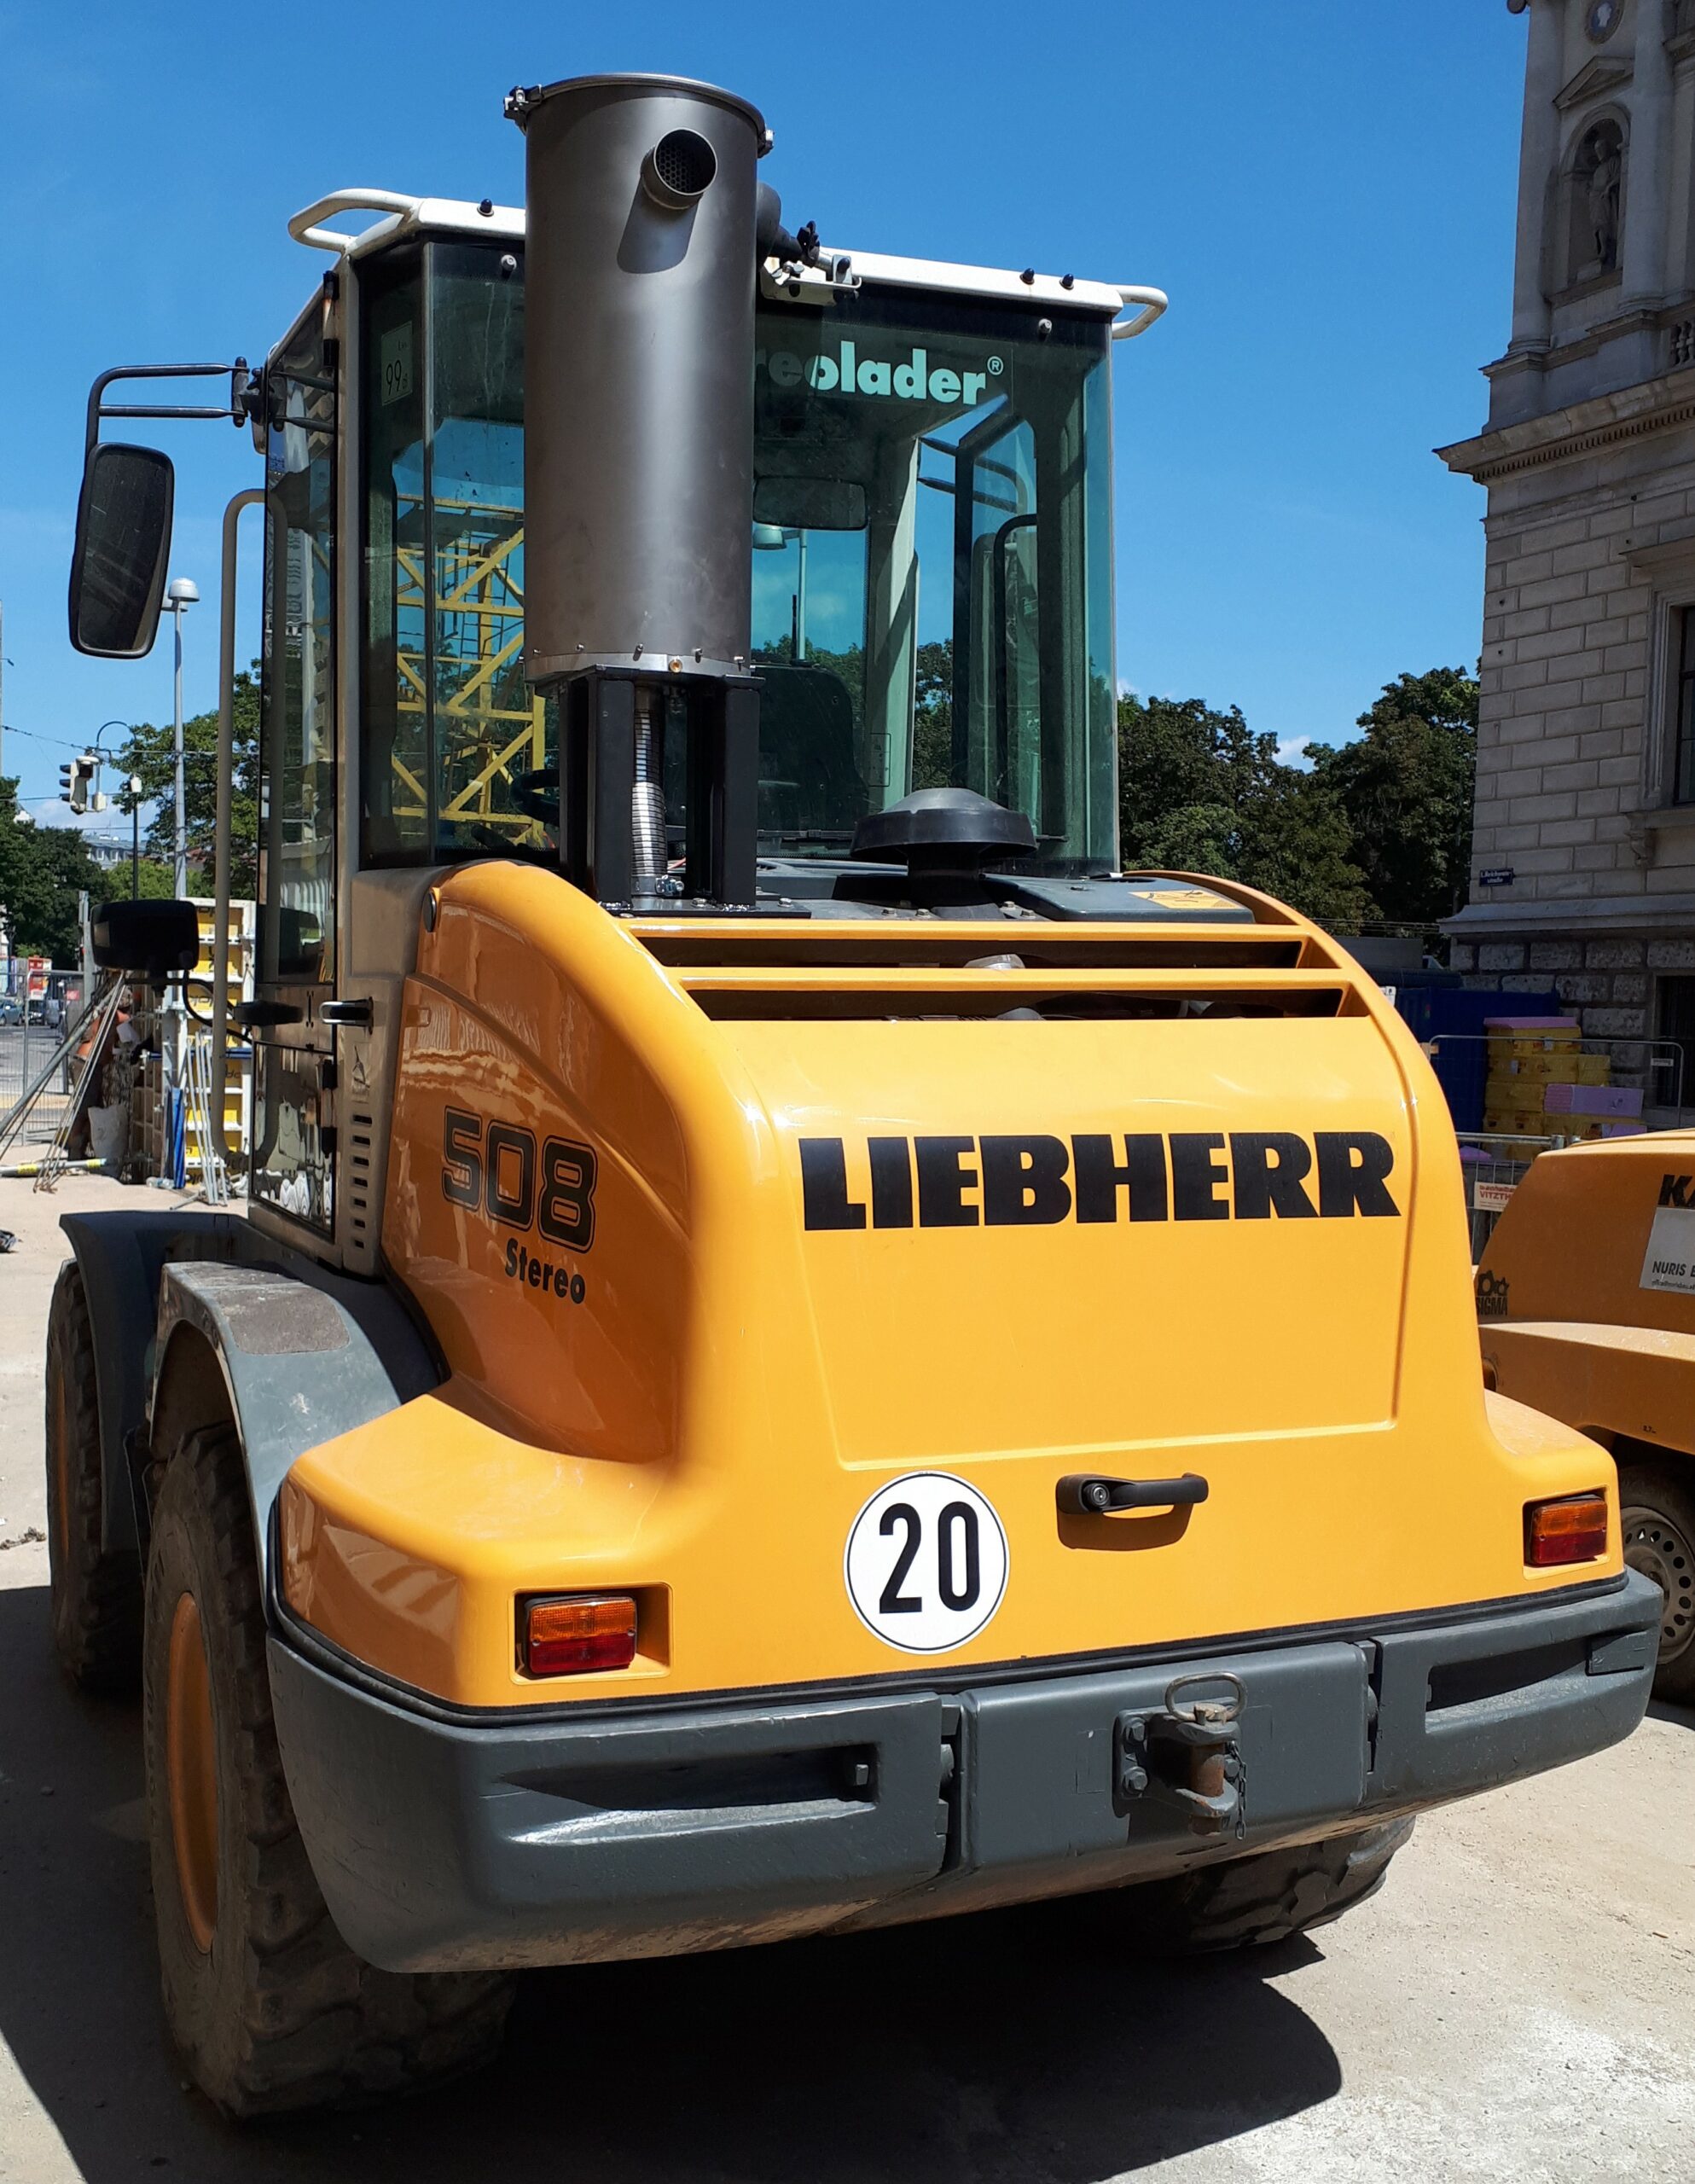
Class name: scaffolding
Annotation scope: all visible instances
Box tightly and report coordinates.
[393,497,549,840]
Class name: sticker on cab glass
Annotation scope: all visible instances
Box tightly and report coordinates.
[844,1472,1008,1654]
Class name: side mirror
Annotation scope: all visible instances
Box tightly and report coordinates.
[68,444,175,658]
[88,898,200,984]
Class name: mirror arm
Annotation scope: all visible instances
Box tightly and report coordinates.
[84,361,255,456]
[212,488,267,1180]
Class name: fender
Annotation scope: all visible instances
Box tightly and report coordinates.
[57,1211,438,1591]
[59,1211,248,1555]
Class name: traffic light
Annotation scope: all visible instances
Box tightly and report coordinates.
[57,752,96,814]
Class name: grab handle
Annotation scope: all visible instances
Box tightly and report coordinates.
[1057,1472,1209,1515]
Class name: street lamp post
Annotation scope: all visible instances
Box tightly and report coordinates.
[165,578,199,897]
[89,719,132,893]
[128,775,142,899]
[163,578,199,1103]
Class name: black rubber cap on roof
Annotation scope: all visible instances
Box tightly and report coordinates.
[850,787,1036,867]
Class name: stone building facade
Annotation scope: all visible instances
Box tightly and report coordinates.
[1440,0,1695,1117]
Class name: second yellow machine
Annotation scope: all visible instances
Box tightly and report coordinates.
[49,73,1658,2115]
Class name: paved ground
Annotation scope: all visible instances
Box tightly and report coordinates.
[1,1176,1692,2182]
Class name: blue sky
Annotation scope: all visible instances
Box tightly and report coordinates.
[0,1,1524,804]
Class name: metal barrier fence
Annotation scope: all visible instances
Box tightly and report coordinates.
[1455,1130,1575,1262]
[1422,1031,1687,1123]
[0,1020,78,1147]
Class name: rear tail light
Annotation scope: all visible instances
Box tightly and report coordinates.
[1524,1493,1609,1568]
[521,1594,638,1676]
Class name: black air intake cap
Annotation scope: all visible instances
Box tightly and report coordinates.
[850,787,1036,868]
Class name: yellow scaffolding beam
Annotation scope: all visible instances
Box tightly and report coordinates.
[391,495,547,838]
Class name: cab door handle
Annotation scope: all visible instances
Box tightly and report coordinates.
[1057,1473,1209,1515]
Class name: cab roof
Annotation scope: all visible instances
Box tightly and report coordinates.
[285,189,1152,324]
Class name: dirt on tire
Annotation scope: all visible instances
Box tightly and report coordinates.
[1619,1458,1695,1706]
[1091,1815,1415,1954]
[44,1258,142,1691]
[142,1419,514,2117]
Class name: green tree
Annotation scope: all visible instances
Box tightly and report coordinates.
[0,778,106,961]
[911,641,955,790]
[1308,667,1477,923]
[1117,694,1374,929]
[1236,770,1375,930]
[127,857,181,900]
[116,666,261,900]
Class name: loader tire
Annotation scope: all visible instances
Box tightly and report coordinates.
[1619,1461,1695,1706]
[44,1260,142,1691]
[143,1420,514,2117]
[1101,1816,1415,1954]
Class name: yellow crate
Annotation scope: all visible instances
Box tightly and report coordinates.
[1488,1048,1586,1082]
[1485,1074,1546,1113]
[1483,1107,1549,1138]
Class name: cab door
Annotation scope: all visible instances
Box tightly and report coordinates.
[250,293,340,1243]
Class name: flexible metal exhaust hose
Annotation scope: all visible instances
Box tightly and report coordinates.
[631,694,667,889]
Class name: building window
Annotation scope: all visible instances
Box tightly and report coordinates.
[1660,977,1695,1114]
[1675,607,1695,805]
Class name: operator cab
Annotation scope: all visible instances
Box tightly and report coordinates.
[67,188,1176,1265]
[339,209,1125,886]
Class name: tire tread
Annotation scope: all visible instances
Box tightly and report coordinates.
[145,1422,512,2117]
[45,1261,142,1691]
[1107,1816,1414,1954]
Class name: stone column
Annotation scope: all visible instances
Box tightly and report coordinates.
[1508,0,1564,351]
[1623,0,1675,305]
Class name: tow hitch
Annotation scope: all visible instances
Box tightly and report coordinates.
[1114,1672,1248,1837]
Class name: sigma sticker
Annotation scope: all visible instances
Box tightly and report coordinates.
[1640,1172,1695,1292]
[845,1473,1008,1654]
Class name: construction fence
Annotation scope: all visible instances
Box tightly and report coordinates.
[0,1020,80,1147]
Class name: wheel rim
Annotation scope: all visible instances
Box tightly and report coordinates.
[165,1592,219,1953]
[49,1366,71,1569]
[1622,1502,1695,1667]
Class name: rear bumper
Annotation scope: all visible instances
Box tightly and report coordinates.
[269,1571,1661,1973]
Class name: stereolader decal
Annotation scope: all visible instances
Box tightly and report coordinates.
[798,1130,1401,1233]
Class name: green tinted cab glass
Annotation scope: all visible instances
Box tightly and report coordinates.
[752,288,1115,872]
[358,244,1116,876]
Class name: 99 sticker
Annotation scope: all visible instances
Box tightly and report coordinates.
[845,1473,1008,1654]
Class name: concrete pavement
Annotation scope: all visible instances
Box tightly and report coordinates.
[1,1176,1691,2182]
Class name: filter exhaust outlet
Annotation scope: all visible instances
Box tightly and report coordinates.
[641,128,717,209]
[507,73,770,909]
[509,73,765,682]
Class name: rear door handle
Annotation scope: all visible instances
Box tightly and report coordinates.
[1057,1473,1209,1515]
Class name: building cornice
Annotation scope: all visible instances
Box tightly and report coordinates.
[1553,54,1632,108]
[1437,365,1695,484]
[1445,890,1695,935]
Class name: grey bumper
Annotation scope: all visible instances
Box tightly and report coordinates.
[269,1571,1662,1973]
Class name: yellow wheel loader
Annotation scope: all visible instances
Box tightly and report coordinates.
[1476,1130,1695,1703]
[47,73,1659,2116]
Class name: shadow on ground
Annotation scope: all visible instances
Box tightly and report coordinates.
[0,1582,1341,2183]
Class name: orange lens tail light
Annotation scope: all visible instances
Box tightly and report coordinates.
[522,1594,638,1676]
[1524,1493,1609,1568]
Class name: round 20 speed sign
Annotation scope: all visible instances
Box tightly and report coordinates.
[844,1472,1009,1653]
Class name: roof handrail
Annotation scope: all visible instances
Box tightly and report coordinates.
[287,189,421,253]
[1112,286,1168,340]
